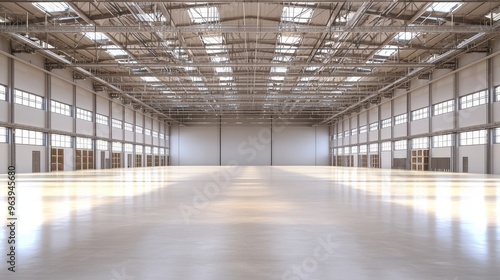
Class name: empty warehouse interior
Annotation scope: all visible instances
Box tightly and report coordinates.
[0,1,499,279]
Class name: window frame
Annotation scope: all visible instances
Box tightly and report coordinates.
[411,107,429,121]
[51,100,72,116]
[76,107,92,121]
[460,90,488,110]
[394,113,407,125]
[433,99,455,116]
[14,89,44,109]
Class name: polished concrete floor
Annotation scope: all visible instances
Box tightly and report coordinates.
[1,166,499,280]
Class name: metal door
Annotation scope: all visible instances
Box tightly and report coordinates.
[32,151,41,173]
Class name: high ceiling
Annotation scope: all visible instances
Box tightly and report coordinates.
[0,1,499,125]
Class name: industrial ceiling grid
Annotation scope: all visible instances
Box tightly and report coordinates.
[0,1,499,125]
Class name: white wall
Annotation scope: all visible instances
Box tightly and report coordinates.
[381,151,391,169]
[178,126,220,165]
[0,145,8,172]
[458,145,486,173]
[0,101,9,122]
[273,127,318,165]
[16,145,46,173]
[171,125,329,166]
[221,125,271,165]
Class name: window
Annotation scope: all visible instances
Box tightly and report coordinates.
[124,143,133,153]
[145,146,152,154]
[332,135,336,140]
[76,108,92,121]
[460,90,487,109]
[337,148,343,155]
[76,137,92,150]
[50,100,72,116]
[16,129,44,145]
[96,140,108,151]
[433,100,454,116]
[369,122,378,131]
[344,131,349,138]
[145,128,151,136]
[152,131,159,138]
[495,128,500,144]
[359,125,367,134]
[0,85,6,101]
[381,142,391,151]
[344,147,350,155]
[460,130,487,146]
[337,132,343,139]
[136,126,143,134]
[496,86,500,102]
[160,133,165,139]
[96,114,109,126]
[411,107,429,121]
[359,145,367,153]
[15,90,43,109]
[351,128,358,136]
[112,119,123,129]
[369,143,378,153]
[136,145,143,153]
[394,140,407,151]
[153,147,159,154]
[0,127,7,143]
[433,134,453,148]
[112,142,122,152]
[394,113,407,125]
[281,6,314,23]
[351,146,358,154]
[51,134,72,148]
[124,122,133,132]
[381,118,392,129]
[412,137,429,149]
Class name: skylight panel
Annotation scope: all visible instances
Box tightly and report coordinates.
[137,13,166,22]
[300,77,315,81]
[276,45,298,54]
[485,12,500,21]
[279,35,301,45]
[188,7,220,23]
[375,45,398,57]
[190,77,203,82]
[215,67,232,73]
[272,56,293,62]
[305,66,319,71]
[394,32,417,42]
[205,45,226,54]
[211,56,229,62]
[184,66,197,71]
[104,46,128,57]
[281,6,314,23]
[83,32,109,42]
[141,77,160,82]
[345,76,361,82]
[219,77,233,81]
[33,2,70,13]
[427,3,462,13]
[171,48,188,60]
[202,35,224,45]
[270,76,285,81]
[271,66,288,73]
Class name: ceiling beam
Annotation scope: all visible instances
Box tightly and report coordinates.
[57,62,432,68]
[0,24,494,34]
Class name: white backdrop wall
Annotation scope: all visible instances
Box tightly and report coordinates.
[170,125,329,166]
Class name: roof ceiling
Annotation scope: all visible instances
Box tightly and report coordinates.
[0,1,499,125]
